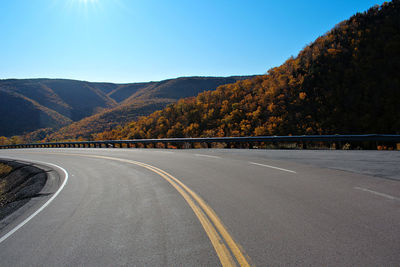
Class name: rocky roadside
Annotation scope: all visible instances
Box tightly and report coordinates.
[0,160,47,221]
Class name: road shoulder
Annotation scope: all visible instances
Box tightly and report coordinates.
[0,159,63,237]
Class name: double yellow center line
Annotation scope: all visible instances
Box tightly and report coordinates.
[38,152,252,266]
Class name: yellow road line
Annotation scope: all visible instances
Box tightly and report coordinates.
[148,164,251,267]
[102,156,236,266]
[27,152,252,266]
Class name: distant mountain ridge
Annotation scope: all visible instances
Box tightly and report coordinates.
[45,76,251,141]
[0,76,250,138]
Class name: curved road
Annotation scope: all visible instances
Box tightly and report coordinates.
[0,148,399,266]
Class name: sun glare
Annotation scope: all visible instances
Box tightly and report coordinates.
[67,0,100,13]
[71,0,99,5]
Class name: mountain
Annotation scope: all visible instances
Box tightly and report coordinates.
[45,100,170,141]
[0,78,119,136]
[0,76,249,139]
[45,76,250,140]
[0,90,72,137]
[118,76,250,104]
[0,79,118,121]
[93,0,400,141]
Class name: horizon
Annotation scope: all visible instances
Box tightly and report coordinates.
[1,0,386,83]
[0,74,256,84]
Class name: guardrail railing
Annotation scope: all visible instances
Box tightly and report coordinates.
[1,134,399,150]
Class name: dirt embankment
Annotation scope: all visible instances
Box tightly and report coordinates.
[0,160,47,221]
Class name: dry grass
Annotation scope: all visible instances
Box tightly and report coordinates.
[0,163,12,195]
[0,163,12,177]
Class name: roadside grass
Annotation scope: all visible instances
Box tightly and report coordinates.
[0,163,12,177]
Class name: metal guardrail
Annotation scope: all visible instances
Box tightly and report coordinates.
[0,134,399,149]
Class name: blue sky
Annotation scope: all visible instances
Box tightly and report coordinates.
[0,0,386,83]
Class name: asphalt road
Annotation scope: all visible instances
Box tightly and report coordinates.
[0,148,399,266]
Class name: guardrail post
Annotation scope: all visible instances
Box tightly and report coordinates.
[302,142,307,149]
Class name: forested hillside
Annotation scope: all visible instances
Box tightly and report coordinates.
[44,100,170,141]
[93,1,400,141]
[44,76,248,141]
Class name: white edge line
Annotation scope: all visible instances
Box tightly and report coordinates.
[354,187,399,201]
[194,154,221,159]
[0,161,69,244]
[249,162,297,174]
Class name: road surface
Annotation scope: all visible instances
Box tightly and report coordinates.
[0,148,399,266]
